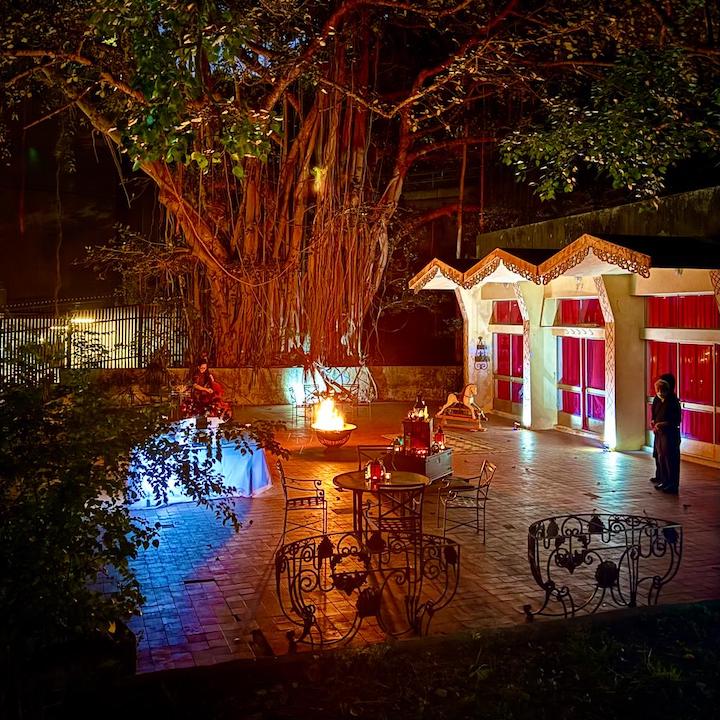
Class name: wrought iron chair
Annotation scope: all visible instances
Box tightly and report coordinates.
[440,460,496,542]
[276,460,327,538]
[303,383,322,412]
[363,483,425,556]
[288,385,309,425]
[356,444,393,471]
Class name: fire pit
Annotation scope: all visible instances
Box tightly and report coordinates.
[311,397,357,449]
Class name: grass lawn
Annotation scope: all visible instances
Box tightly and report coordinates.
[48,601,720,719]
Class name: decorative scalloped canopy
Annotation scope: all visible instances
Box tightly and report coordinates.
[409,234,661,292]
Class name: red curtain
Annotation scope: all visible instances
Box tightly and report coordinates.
[494,300,523,324]
[587,394,605,421]
[494,301,508,323]
[585,339,605,390]
[648,296,720,329]
[679,296,720,329]
[679,344,713,404]
[496,380,511,401]
[560,390,580,415]
[495,334,511,375]
[647,297,677,327]
[582,299,605,326]
[511,382,523,403]
[511,335,524,378]
[716,345,720,445]
[647,341,677,396]
[558,300,580,325]
[559,337,580,386]
[681,409,713,443]
[558,299,604,326]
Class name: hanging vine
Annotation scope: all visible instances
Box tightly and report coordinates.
[2,1,719,366]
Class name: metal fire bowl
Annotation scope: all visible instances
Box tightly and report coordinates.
[311,423,358,448]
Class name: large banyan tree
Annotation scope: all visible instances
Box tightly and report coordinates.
[1,1,719,365]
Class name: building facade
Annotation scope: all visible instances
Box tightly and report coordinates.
[410,234,720,464]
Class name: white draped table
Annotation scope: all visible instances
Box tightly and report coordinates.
[128,417,272,509]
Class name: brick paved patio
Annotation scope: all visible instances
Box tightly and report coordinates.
[128,403,720,673]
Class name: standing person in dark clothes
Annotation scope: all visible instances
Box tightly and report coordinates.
[650,373,682,494]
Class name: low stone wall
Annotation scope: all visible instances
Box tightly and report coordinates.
[168,365,462,406]
[369,366,462,403]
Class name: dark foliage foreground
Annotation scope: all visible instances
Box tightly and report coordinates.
[44,601,720,720]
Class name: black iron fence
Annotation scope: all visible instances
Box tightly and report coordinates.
[0,300,189,383]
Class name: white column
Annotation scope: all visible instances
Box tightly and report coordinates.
[514,282,555,429]
[456,286,492,410]
[595,275,646,450]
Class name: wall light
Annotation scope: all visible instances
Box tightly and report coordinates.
[474,336,490,371]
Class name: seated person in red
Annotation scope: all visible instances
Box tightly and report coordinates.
[180,358,232,421]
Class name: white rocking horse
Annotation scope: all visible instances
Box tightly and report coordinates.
[435,383,487,431]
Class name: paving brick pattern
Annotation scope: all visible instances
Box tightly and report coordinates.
[128,403,720,673]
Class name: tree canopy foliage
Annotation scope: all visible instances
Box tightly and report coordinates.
[1,0,719,365]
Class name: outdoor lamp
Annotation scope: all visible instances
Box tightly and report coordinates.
[474,336,490,370]
[365,458,386,487]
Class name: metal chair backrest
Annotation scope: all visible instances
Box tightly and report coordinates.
[373,483,425,538]
[276,460,326,536]
[357,444,392,471]
[475,460,496,499]
[276,459,290,498]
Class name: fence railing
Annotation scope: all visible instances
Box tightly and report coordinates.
[0,303,188,383]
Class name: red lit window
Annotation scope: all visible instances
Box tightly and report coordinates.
[496,380,511,401]
[679,344,713,404]
[495,334,511,375]
[511,335,523,377]
[681,410,713,443]
[560,390,580,415]
[647,341,678,396]
[557,299,604,326]
[587,395,605,421]
[494,332,524,408]
[559,336,581,386]
[586,339,605,391]
[493,300,522,324]
[511,382,523,403]
[647,296,720,329]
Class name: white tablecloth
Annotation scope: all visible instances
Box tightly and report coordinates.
[128,418,272,509]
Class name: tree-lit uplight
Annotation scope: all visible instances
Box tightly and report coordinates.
[312,166,327,194]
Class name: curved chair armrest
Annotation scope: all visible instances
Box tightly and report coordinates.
[286,477,324,492]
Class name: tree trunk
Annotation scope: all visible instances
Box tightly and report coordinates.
[150,26,402,367]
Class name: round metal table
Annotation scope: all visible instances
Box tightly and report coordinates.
[332,470,430,536]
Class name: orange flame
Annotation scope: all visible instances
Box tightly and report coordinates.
[312,397,344,430]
